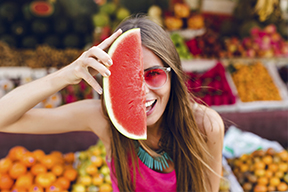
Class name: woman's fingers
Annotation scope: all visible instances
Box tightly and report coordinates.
[78,57,111,94]
[98,29,122,50]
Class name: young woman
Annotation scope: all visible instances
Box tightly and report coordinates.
[0,16,224,191]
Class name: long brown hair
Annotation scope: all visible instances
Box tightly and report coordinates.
[102,15,212,191]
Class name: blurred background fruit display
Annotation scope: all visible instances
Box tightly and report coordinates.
[0,146,77,192]
[227,148,288,192]
[186,62,236,106]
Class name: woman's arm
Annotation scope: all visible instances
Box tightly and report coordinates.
[0,29,122,138]
[195,105,224,192]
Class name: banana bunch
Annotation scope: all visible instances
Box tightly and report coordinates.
[254,0,279,22]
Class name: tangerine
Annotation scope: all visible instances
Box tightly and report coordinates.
[35,173,53,188]
[11,186,28,192]
[262,155,273,165]
[55,176,70,190]
[40,155,57,169]
[45,183,63,192]
[28,184,44,192]
[51,164,64,177]
[91,155,103,167]
[92,174,104,186]
[269,176,281,187]
[0,158,13,174]
[32,149,46,162]
[278,150,288,161]
[21,151,36,167]
[277,182,288,191]
[31,163,47,176]
[15,173,33,189]
[253,184,267,192]
[99,183,113,192]
[63,168,78,181]
[9,162,27,179]
[63,152,75,164]
[8,146,28,161]
[50,151,63,159]
[0,173,14,190]
[46,171,57,183]
[268,163,278,172]
[85,164,98,175]
[257,177,268,186]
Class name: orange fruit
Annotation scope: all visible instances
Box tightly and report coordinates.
[45,183,63,192]
[50,151,63,159]
[267,185,276,192]
[46,171,57,184]
[254,161,266,170]
[8,146,28,161]
[15,173,33,189]
[277,182,288,191]
[262,155,273,165]
[278,162,288,172]
[55,176,70,190]
[268,163,278,172]
[28,184,44,192]
[31,163,47,176]
[63,152,75,164]
[32,149,46,162]
[265,170,273,178]
[40,155,57,169]
[91,155,103,167]
[51,164,64,177]
[278,150,288,161]
[63,164,74,170]
[35,173,53,188]
[63,168,78,181]
[257,177,268,186]
[0,158,13,174]
[21,151,36,167]
[85,164,98,175]
[253,184,267,192]
[11,186,28,192]
[9,162,27,179]
[99,183,113,192]
[269,176,281,187]
[0,173,14,190]
[92,174,104,186]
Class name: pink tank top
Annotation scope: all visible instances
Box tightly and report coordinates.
[106,156,177,191]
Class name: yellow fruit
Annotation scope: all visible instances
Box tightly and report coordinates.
[91,156,103,167]
[99,183,113,192]
[269,176,280,187]
[78,175,92,186]
[92,174,104,186]
[85,164,98,176]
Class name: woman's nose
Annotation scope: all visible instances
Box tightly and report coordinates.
[144,81,150,94]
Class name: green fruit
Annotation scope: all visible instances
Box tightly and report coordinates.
[116,7,130,21]
[92,13,110,27]
[100,2,117,15]
[100,165,110,175]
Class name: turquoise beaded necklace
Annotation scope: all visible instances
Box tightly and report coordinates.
[135,141,173,171]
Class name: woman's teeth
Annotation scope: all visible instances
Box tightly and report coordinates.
[145,100,156,113]
[145,100,155,107]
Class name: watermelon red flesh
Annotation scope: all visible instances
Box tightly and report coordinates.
[103,28,147,140]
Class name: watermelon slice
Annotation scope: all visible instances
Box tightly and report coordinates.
[103,28,147,140]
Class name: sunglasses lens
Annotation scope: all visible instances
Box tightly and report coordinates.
[144,68,167,89]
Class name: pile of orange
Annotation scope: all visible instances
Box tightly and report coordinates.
[0,146,77,192]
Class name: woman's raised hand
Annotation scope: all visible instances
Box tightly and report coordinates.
[61,29,122,94]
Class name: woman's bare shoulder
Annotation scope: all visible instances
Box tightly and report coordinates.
[192,103,224,143]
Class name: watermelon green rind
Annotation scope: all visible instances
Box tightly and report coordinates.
[103,28,147,140]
